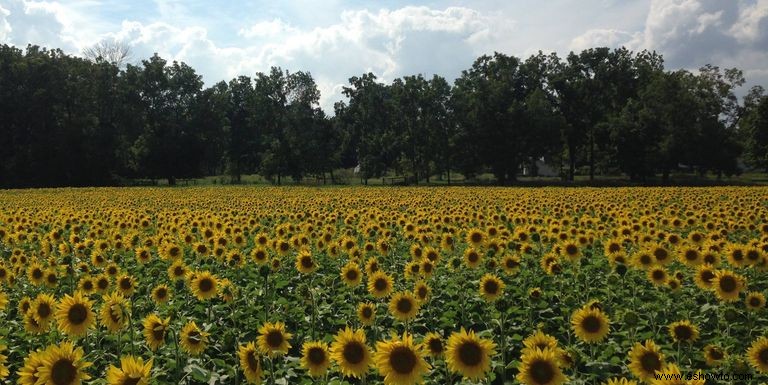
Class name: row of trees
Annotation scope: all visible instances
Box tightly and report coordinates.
[0,43,767,187]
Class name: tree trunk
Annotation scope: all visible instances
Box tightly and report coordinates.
[589,130,595,181]
[568,141,576,182]
[168,176,176,186]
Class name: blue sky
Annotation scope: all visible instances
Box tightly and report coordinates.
[1,0,767,110]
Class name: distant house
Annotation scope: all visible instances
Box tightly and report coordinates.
[522,158,559,177]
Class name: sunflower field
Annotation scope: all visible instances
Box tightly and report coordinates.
[0,186,767,385]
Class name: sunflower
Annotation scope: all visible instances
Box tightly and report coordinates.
[747,336,768,373]
[55,291,95,338]
[358,302,376,325]
[301,341,331,378]
[251,247,269,264]
[516,348,567,385]
[388,292,420,322]
[368,271,394,298]
[667,320,699,344]
[135,247,152,264]
[28,262,46,285]
[17,348,46,385]
[151,284,171,304]
[466,229,486,247]
[142,314,170,351]
[257,321,292,357]
[703,344,726,367]
[24,311,49,334]
[678,245,701,267]
[295,250,317,274]
[479,274,505,302]
[99,291,130,333]
[571,306,610,343]
[561,240,581,262]
[726,244,747,267]
[413,281,431,302]
[693,264,716,290]
[341,262,363,287]
[36,341,92,385]
[628,340,665,382]
[116,275,137,297]
[631,251,655,270]
[0,345,7,379]
[190,271,219,301]
[106,355,152,385]
[238,341,263,384]
[180,321,209,356]
[330,327,372,378]
[31,293,57,326]
[167,261,188,281]
[463,247,483,268]
[745,291,766,311]
[422,332,444,358]
[374,332,431,385]
[647,267,668,286]
[522,330,559,354]
[501,254,521,274]
[445,328,496,381]
[712,269,745,302]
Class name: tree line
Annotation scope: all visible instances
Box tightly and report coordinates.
[1,43,767,188]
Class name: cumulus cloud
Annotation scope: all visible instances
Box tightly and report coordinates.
[569,29,639,51]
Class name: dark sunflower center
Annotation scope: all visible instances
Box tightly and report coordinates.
[759,348,768,364]
[674,325,693,341]
[343,342,365,365]
[396,298,413,314]
[506,259,519,268]
[67,303,88,325]
[640,255,652,264]
[709,349,723,360]
[51,358,77,385]
[308,347,326,365]
[423,263,432,273]
[199,278,213,293]
[652,270,665,280]
[582,315,602,333]
[188,330,201,345]
[483,280,499,295]
[471,233,482,243]
[22,301,31,313]
[732,251,744,261]
[120,278,132,290]
[685,250,698,261]
[468,253,478,263]
[33,269,43,279]
[389,346,417,374]
[640,352,661,372]
[566,244,578,255]
[654,249,668,261]
[346,270,358,281]
[246,351,259,371]
[374,278,387,291]
[48,274,57,284]
[428,338,443,354]
[38,303,51,318]
[362,307,373,319]
[156,288,167,298]
[151,324,165,341]
[749,297,762,307]
[123,376,140,385]
[417,287,427,298]
[369,262,379,272]
[266,331,283,348]
[410,265,420,273]
[701,270,714,283]
[529,359,555,384]
[719,276,737,292]
[458,342,482,366]
[300,256,313,268]
[174,267,184,276]
[747,250,760,261]
[609,243,621,253]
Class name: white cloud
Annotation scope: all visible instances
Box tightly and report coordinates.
[729,0,768,43]
[238,19,297,39]
[569,29,638,51]
[0,5,11,42]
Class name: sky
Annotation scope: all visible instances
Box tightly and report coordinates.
[1,0,767,111]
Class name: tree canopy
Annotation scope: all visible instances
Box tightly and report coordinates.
[0,43,764,188]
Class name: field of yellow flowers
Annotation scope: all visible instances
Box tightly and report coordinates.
[0,186,767,385]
